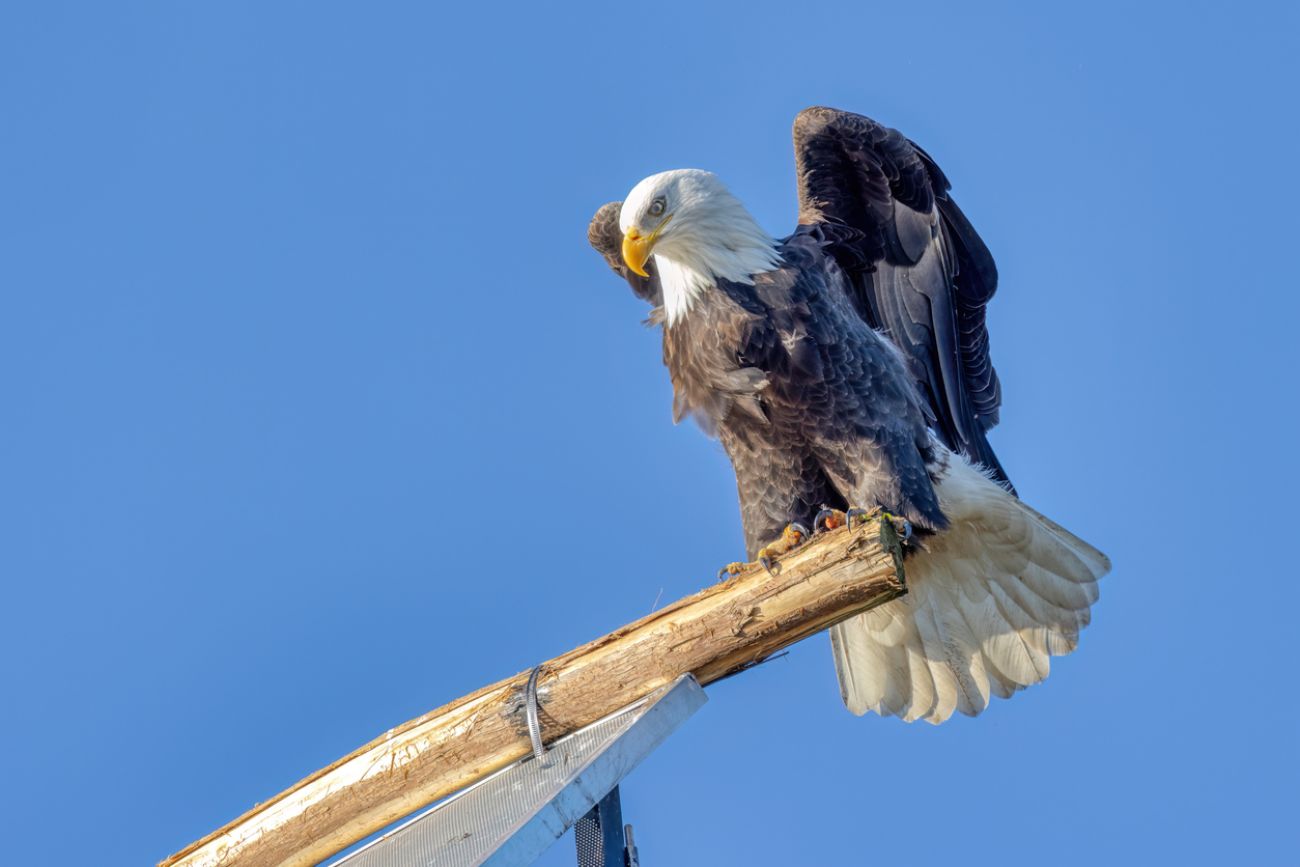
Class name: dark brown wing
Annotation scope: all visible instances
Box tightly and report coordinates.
[587,201,662,310]
[792,107,1012,491]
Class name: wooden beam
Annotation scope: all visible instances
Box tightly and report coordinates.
[160,518,905,867]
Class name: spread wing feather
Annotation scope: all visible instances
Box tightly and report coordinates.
[792,107,1013,490]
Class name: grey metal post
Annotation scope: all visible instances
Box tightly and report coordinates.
[574,787,627,867]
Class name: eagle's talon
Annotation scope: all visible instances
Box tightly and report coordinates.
[814,508,846,533]
[718,521,808,581]
[845,507,873,529]
[717,562,745,581]
[878,511,913,541]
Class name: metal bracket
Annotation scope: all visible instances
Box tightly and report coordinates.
[327,675,706,867]
[524,665,547,765]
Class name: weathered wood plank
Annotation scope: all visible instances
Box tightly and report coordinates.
[160,518,905,867]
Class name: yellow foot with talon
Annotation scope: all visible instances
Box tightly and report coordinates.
[814,506,912,540]
[716,522,810,580]
[813,508,845,532]
[813,506,876,533]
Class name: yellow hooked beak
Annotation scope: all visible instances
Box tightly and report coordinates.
[621,215,672,277]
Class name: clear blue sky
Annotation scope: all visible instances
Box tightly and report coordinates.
[2,3,1296,865]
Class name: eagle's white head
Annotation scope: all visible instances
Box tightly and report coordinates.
[619,169,781,326]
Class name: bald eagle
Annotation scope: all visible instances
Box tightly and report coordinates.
[588,107,1110,724]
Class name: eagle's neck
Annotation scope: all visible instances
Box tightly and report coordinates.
[654,256,715,326]
[653,215,782,326]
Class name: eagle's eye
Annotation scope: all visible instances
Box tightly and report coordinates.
[648,198,666,218]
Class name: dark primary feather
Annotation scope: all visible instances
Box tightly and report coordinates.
[792,107,1012,491]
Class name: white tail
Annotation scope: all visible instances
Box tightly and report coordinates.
[831,454,1111,724]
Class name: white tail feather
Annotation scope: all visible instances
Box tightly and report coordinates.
[832,453,1111,724]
